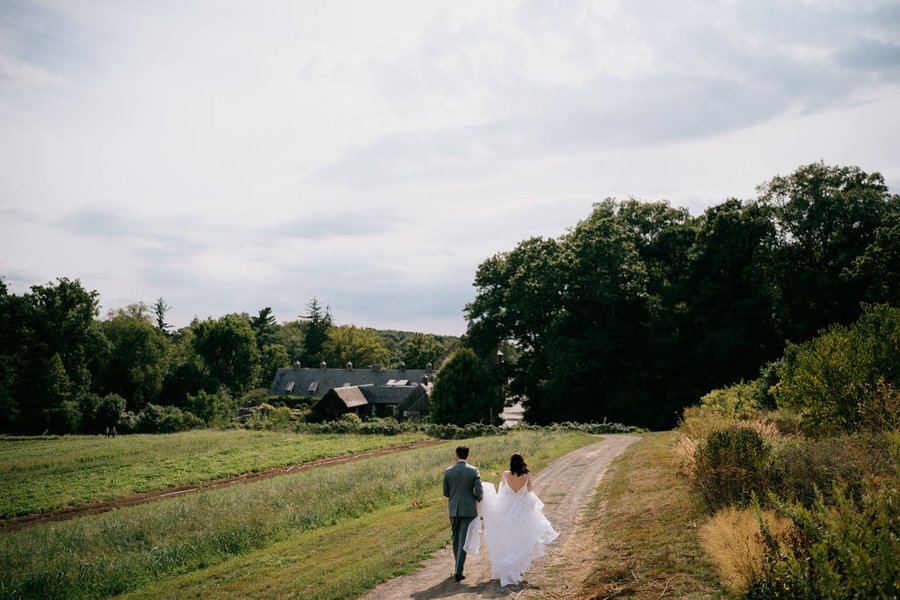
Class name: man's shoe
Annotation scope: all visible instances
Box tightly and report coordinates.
[454,574,465,582]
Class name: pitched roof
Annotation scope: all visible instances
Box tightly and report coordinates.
[360,385,421,405]
[330,386,368,408]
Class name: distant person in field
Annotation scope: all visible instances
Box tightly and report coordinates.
[464,452,559,587]
[442,445,483,582]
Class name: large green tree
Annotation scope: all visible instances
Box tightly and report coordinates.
[191,315,260,394]
[846,213,900,306]
[430,348,500,425]
[0,280,23,429]
[249,307,279,350]
[275,321,305,364]
[321,325,390,368]
[466,163,900,428]
[97,315,171,411]
[16,278,104,432]
[400,333,447,369]
[757,162,900,341]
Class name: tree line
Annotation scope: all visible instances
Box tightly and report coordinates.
[0,291,455,434]
[463,162,900,429]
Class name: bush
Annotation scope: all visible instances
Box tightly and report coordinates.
[268,395,316,409]
[859,378,900,432]
[679,405,742,441]
[767,432,897,507]
[700,381,762,420]
[695,426,769,510]
[185,388,236,426]
[134,404,204,433]
[289,419,638,439]
[746,483,900,599]
[118,410,137,434]
[338,412,362,425]
[774,303,900,435]
[238,388,269,407]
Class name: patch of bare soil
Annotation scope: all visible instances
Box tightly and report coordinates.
[0,438,446,532]
[362,435,639,600]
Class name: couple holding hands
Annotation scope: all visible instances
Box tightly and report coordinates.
[443,445,559,586]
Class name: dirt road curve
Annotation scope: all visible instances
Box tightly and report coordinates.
[0,439,446,532]
[362,434,639,600]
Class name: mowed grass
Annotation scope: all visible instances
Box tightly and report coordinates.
[576,432,723,599]
[0,430,593,600]
[0,430,427,518]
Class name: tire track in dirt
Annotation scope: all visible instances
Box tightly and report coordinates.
[362,434,640,599]
[0,438,446,532]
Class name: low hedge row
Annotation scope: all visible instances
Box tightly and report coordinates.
[290,419,643,439]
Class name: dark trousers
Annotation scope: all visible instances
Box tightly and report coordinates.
[450,516,475,576]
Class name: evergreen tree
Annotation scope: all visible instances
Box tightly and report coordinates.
[300,298,333,365]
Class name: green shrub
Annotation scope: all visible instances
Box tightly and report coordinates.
[767,433,895,507]
[695,426,769,510]
[746,483,900,599]
[288,419,640,439]
[238,387,269,407]
[339,412,363,425]
[135,404,204,433]
[748,360,781,411]
[774,303,900,435]
[700,381,762,419]
[185,388,236,426]
[268,395,316,409]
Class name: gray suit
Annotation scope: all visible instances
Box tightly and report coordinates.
[443,460,484,577]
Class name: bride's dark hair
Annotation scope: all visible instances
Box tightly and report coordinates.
[509,453,529,476]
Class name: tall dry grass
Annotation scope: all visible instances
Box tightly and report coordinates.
[671,434,698,477]
[699,507,791,595]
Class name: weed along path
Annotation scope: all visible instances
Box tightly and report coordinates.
[0,438,445,532]
[362,434,639,600]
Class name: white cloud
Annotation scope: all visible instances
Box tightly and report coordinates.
[1,0,898,334]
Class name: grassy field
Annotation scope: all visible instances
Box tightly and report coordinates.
[0,430,427,518]
[568,432,722,599]
[0,430,594,600]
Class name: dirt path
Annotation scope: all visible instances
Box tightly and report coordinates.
[0,438,445,532]
[362,434,640,600]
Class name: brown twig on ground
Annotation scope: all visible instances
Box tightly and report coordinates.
[656,574,681,599]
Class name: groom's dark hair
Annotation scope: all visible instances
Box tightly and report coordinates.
[455,445,470,460]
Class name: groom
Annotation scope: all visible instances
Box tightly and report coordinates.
[442,445,484,582]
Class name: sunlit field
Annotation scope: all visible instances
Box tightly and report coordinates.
[0,429,427,518]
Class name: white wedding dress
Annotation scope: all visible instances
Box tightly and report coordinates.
[464,475,559,586]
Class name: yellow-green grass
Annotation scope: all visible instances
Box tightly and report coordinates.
[576,432,723,599]
[119,493,450,600]
[0,430,426,518]
[1,430,592,600]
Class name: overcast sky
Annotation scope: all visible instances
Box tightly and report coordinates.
[2,1,899,335]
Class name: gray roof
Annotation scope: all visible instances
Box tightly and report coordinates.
[269,366,434,398]
[360,385,423,405]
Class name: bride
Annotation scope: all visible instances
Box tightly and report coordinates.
[465,453,559,586]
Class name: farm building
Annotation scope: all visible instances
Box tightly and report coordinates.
[269,362,434,420]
